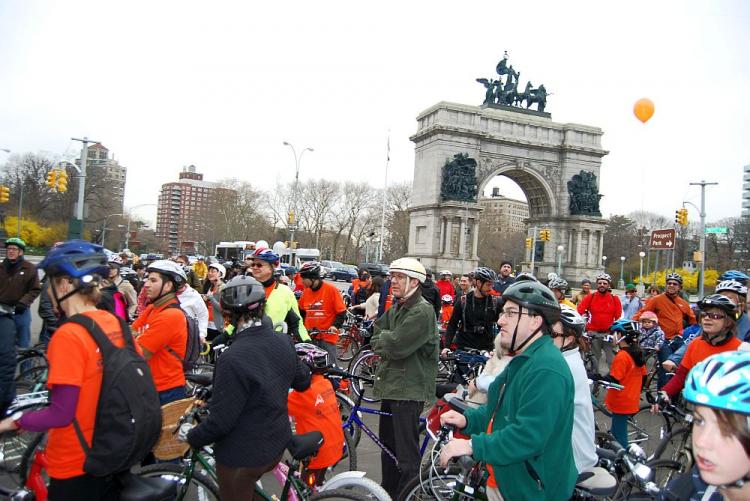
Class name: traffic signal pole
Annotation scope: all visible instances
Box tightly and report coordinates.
[69,137,99,239]
[529,226,538,274]
[690,180,718,298]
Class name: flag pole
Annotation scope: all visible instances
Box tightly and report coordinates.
[377,132,390,262]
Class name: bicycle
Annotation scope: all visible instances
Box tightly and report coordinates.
[337,312,372,363]
[646,397,693,483]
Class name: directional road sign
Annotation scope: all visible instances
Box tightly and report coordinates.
[705,227,728,234]
[650,228,676,250]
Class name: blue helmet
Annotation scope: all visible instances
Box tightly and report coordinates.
[251,248,280,264]
[719,270,750,286]
[610,319,639,343]
[683,351,750,415]
[38,240,109,281]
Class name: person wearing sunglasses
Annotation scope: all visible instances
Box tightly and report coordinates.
[633,272,697,348]
[653,294,745,413]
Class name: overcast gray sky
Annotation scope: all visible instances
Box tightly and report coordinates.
[1,0,748,225]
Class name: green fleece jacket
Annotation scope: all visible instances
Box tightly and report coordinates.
[463,335,577,500]
[371,289,439,401]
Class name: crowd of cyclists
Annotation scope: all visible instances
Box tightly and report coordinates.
[1,235,750,500]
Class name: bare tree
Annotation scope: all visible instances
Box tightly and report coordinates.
[298,179,339,249]
[383,182,412,261]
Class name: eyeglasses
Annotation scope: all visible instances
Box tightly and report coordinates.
[700,311,727,320]
[245,257,253,261]
[499,309,536,318]
[666,282,680,287]
[249,263,265,268]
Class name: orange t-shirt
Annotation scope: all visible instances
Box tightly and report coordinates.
[45,310,142,479]
[605,350,647,414]
[132,298,187,391]
[441,305,454,326]
[287,374,344,469]
[681,336,742,372]
[299,282,346,344]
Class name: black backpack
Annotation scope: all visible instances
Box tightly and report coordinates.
[66,314,162,477]
[166,303,201,371]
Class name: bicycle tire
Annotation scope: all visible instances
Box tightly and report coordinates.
[337,392,362,447]
[320,475,390,501]
[611,459,682,499]
[310,488,371,500]
[342,426,357,471]
[628,405,669,456]
[137,462,220,501]
[399,466,464,500]
[349,351,381,404]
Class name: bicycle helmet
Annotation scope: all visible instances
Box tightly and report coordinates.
[4,237,26,251]
[472,267,497,284]
[698,294,739,320]
[208,262,226,279]
[548,275,569,292]
[388,258,426,284]
[683,351,750,415]
[294,342,330,371]
[501,281,561,325]
[665,272,683,285]
[610,319,640,344]
[108,254,124,266]
[439,270,452,278]
[719,270,750,286]
[514,272,538,283]
[716,280,748,297]
[38,240,109,281]
[559,305,585,338]
[441,294,453,304]
[220,275,266,315]
[284,266,297,278]
[146,260,188,286]
[251,247,280,265]
[299,261,323,279]
[594,272,612,283]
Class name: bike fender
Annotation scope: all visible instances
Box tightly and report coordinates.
[319,471,367,490]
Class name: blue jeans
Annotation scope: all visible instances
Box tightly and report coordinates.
[0,314,17,414]
[159,386,187,405]
[611,412,630,449]
[14,308,31,349]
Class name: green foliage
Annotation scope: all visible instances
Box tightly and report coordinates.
[3,216,67,247]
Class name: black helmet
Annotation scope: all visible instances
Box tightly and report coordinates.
[501,280,561,325]
[473,267,497,283]
[299,261,322,279]
[665,272,683,285]
[698,294,739,320]
[220,275,266,314]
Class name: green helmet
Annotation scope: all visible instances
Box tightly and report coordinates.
[501,280,561,325]
[5,237,26,251]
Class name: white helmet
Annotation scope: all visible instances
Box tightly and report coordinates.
[440,270,452,277]
[108,254,124,266]
[209,262,227,279]
[255,240,269,250]
[389,258,426,284]
[716,279,748,297]
[146,259,188,285]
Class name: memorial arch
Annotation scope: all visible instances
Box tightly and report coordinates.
[407,101,609,281]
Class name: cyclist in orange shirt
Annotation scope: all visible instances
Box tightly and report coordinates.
[288,343,344,485]
[298,262,347,366]
[0,241,154,500]
[132,260,188,405]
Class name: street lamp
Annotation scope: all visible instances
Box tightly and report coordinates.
[638,251,646,294]
[556,245,564,276]
[100,213,123,248]
[282,141,313,247]
[618,256,626,290]
[602,255,607,270]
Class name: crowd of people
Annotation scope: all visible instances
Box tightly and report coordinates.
[1,236,750,500]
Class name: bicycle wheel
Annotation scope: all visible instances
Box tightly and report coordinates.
[611,459,682,499]
[310,488,371,500]
[400,466,465,500]
[337,333,361,363]
[320,474,389,501]
[137,463,219,501]
[349,351,381,403]
[337,392,362,447]
[628,405,669,456]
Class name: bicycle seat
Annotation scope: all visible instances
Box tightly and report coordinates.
[287,431,324,460]
[185,373,213,387]
[119,473,177,501]
[436,383,458,399]
[575,466,616,496]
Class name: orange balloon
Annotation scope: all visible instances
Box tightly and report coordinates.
[633,98,655,123]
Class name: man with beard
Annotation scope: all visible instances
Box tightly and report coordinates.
[492,260,515,295]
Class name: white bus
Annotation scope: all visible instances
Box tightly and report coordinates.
[214,241,257,262]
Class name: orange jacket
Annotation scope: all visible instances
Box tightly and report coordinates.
[633,293,696,339]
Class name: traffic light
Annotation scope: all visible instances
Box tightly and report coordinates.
[540,229,551,241]
[675,208,688,226]
[56,170,68,193]
[0,185,9,203]
[525,237,532,249]
[46,170,58,189]
[288,211,295,225]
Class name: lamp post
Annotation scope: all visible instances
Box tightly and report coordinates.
[100,213,123,248]
[638,251,646,294]
[618,256,626,290]
[556,244,564,276]
[282,142,313,248]
[602,255,607,271]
